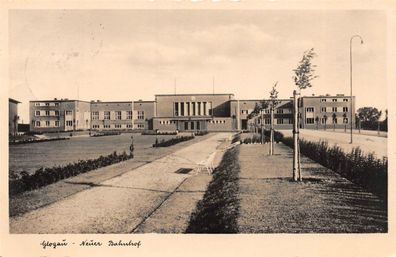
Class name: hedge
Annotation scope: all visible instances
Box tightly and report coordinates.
[9,137,70,145]
[91,131,121,137]
[281,137,387,200]
[9,151,133,196]
[241,130,284,144]
[152,136,194,147]
[195,131,209,136]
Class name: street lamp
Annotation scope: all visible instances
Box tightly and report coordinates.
[350,35,364,144]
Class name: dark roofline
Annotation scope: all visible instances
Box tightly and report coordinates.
[30,99,91,103]
[9,98,21,104]
[232,98,292,102]
[134,100,155,103]
[155,93,234,97]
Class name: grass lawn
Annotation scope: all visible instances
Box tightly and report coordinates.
[9,133,176,174]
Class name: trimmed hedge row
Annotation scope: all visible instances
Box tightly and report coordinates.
[142,130,178,135]
[241,130,284,144]
[9,137,70,145]
[91,131,121,137]
[281,137,387,200]
[152,136,194,147]
[9,151,133,196]
[195,131,209,136]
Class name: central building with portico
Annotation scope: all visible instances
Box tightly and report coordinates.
[153,93,235,132]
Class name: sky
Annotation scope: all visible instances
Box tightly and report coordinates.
[8,9,387,122]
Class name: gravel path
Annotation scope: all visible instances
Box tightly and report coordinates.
[238,143,387,233]
[10,133,232,234]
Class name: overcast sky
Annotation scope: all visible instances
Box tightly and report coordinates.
[9,9,387,122]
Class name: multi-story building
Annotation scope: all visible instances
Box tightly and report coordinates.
[299,94,355,129]
[28,93,355,133]
[153,94,234,132]
[90,101,134,131]
[9,98,20,136]
[30,99,91,133]
[133,100,155,131]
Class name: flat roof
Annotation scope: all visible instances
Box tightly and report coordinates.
[302,95,353,98]
[9,98,20,104]
[155,93,234,97]
[30,99,91,103]
[90,101,132,104]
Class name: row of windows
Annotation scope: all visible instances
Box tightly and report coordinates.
[256,118,293,125]
[306,107,349,113]
[34,102,60,107]
[35,110,73,116]
[306,117,349,124]
[159,120,176,125]
[241,108,291,115]
[91,111,142,120]
[92,124,135,129]
[209,120,227,124]
[320,98,349,102]
[174,102,212,116]
[34,120,74,127]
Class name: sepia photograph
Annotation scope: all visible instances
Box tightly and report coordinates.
[6,8,389,235]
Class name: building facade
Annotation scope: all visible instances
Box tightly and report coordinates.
[29,93,355,133]
[9,98,20,136]
[300,94,355,129]
[30,99,91,133]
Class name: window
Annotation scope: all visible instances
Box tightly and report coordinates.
[104,111,110,120]
[288,118,293,124]
[92,112,99,120]
[343,107,349,112]
[66,110,72,115]
[321,118,327,124]
[343,118,349,124]
[276,109,283,114]
[333,118,338,124]
[115,124,122,128]
[321,99,327,102]
[203,102,207,115]
[66,120,73,126]
[138,124,144,129]
[332,99,337,102]
[45,103,50,106]
[92,125,100,129]
[55,121,59,127]
[277,118,284,124]
[138,111,144,120]
[191,121,195,130]
[332,107,338,112]
[35,121,41,127]
[45,121,50,127]
[55,111,59,116]
[115,111,122,120]
[321,107,326,112]
[174,102,179,116]
[55,103,59,106]
[45,111,50,116]
[104,124,110,128]
[34,103,40,106]
[35,111,40,116]
[265,118,271,124]
[265,109,270,114]
[127,124,133,128]
[306,107,314,112]
[192,102,196,116]
[343,99,349,102]
[306,118,315,124]
[198,102,201,115]
[127,111,132,120]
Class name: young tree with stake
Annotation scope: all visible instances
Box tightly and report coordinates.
[292,48,318,181]
[269,82,279,155]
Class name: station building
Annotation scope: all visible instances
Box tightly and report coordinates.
[29,93,355,133]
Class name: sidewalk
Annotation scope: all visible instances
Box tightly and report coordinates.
[238,143,387,233]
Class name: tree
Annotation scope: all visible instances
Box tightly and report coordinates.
[315,116,319,130]
[323,115,328,130]
[247,100,269,143]
[332,113,337,131]
[269,82,279,155]
[357,107,382,130]
[343,112,348,132]
[292,48,318,182]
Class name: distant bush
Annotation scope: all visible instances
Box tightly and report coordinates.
[231,133,241,144]
[281,137,387,200]
[142,130,177,135]
[152,136,194,147]
[9,137,70,145]
[241,130,284,144]
[195,131,209,136]
[91,131,121,137]
[9,151,133,196]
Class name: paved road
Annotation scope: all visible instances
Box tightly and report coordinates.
[10,133,232,234]
[282,129,387,158]
[238,143,387,233]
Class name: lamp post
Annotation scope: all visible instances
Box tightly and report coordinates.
[350,35,364,144]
